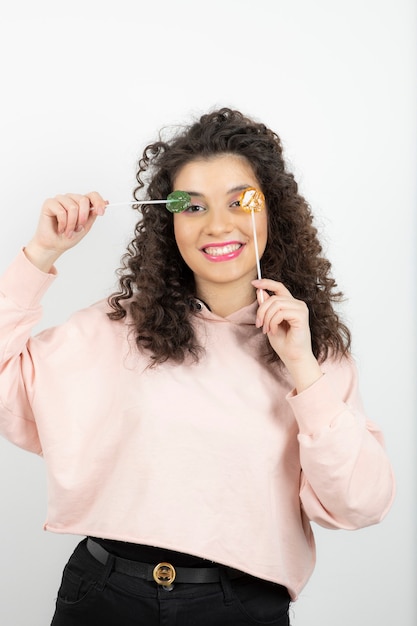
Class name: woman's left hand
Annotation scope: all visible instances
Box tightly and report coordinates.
[252,278,323,392]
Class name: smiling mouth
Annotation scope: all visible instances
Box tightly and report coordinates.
[202,243,243,257]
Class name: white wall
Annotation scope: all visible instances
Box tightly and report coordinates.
[0,1,415,624]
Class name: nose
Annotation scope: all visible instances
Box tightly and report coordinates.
[203,207,234,236]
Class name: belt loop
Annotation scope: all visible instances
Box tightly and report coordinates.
[96,552,115,592]
[219,567,234,605]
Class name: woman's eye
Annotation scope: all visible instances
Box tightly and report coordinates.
[230,200,241,208]
[184,204,206,213]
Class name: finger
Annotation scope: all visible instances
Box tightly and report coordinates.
[255,289,273,327]
[260,300,287,334]
[85,191,108,216]
[61,193,105,235]
[54,194,85,237]
[262,301,308,335]
[252,278,293,298]
[255,287,269,307]
[65,192,107,231]
[255,291,285,328]
[71,195,92,229]
[263,306,298,335]
[43,195,82,236]
[41,197,73,235]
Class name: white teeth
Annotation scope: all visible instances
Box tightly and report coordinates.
[204,244,242,256]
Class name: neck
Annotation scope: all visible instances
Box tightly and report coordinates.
[195,280,256,317]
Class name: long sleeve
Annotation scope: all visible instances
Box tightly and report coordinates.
[288,358,395,529]
[0,252,396,597]
[0,250,56,453]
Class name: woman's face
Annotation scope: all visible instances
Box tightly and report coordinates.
[173,154,268,297]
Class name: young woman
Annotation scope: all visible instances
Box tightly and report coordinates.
[0,108,394,625]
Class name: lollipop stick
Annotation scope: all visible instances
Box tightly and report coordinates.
[105,200,168,208]
[251,209,264,303]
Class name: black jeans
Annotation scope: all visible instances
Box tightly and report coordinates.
[51,539,291,625]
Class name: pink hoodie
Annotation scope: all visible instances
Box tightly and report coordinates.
[0,251,394,599]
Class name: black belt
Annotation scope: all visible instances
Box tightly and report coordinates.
[86,538,244,587]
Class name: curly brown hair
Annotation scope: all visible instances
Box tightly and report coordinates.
[108,107,351,365]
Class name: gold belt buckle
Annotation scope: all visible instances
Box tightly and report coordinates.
[153,562,176,587]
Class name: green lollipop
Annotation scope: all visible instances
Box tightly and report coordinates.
[166,190,192,213]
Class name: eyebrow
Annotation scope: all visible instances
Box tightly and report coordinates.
[183,185,251,199]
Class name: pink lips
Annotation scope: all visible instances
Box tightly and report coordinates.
[200,241,245,262]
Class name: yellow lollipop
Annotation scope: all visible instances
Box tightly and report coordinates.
[239,187,265,213]
[238,187,265,296]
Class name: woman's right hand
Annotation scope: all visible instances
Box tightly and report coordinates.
[24,192,108,272]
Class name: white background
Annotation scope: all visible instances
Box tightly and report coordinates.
[0,1,415,624]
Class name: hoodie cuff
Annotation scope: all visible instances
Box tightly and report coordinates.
[0,249,57,310]
[286,373,348,436]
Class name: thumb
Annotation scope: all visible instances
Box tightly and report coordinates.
[255,287,269,305]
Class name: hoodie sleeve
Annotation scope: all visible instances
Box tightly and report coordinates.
[0,250,56,454]
[287,356,395,529]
